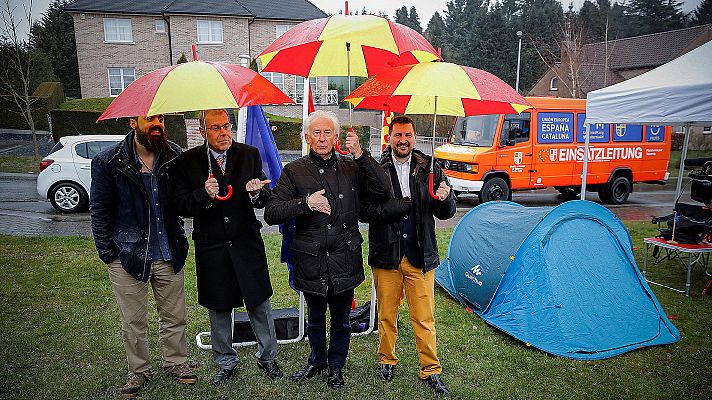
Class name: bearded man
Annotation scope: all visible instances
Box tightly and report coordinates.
[90,114,196,399]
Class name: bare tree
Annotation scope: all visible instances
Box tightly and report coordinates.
[529,17,595,98]
[0,0,40,160]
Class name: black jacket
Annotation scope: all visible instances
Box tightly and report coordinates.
[90,132,189,282]
[360,147,456,273]
[264,150,390,297]
[170,142,273,310]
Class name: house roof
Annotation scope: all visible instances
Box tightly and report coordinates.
[531,24,712,96]
[65,0,327,20]
[581,25,712,71]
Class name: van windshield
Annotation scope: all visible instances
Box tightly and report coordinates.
[450,114,499,147]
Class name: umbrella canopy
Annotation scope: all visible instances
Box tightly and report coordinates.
[256,14,441,78]
[98,61,293,121]
[344,62,531,116]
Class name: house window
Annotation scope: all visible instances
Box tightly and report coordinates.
[108,67,135,96]
[550,77,559,91]
[197,20,223,44]
[295,77,317,103]
[703,126,711,135]
[103,18,133,43]
[155,19,166,33]
[276,24,292,38]
[261,72,284,91]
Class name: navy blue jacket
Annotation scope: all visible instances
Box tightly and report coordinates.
[90,132,189,282]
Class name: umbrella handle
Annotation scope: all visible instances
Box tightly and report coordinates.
[209,173,233,201]
[335,140,350,155]
[428,171,439,200]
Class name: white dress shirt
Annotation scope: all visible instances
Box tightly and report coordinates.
[393,153,412,198]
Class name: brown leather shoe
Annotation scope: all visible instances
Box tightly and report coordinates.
[163,361,198,384]
[121,369,153,399]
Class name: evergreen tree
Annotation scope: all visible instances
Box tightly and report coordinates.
[626,0,687,35]
[29,0,79,98]
[424,11,447,54]
[177,53,189,64]
[690,0,712,25]
[394,6,409,25]
[408,6,423,33]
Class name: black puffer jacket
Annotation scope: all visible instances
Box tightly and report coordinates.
[360,147,456,273]
[90,132,188,282]
[264,150,390,297]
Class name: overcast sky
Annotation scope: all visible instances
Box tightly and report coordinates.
[4,0,705,40]
[309,0,703,24]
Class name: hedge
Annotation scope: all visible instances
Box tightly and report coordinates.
[0,82,65,131]
[49,110,187,148]
[269,120,370,151]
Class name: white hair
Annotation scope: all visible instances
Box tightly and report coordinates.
[303,110,339,135]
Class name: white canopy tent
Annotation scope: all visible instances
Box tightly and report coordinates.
[582,40,712,201]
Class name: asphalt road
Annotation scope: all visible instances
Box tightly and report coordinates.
[0,172,680,237]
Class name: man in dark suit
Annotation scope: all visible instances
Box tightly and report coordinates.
[171,109,283,385]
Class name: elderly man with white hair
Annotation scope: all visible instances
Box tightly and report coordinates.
[265,110,390,389]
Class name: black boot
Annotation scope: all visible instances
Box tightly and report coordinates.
[212,368,234,386]
[377,364,395,382]
[257,359,284,381]
[291,365,326,382]
[327,368,344,389]
[423,374,451,396]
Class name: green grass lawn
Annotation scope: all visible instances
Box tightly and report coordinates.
[0,156,38,174]
[1,224,711,399]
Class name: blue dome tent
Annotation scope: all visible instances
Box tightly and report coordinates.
[435,200,680,360]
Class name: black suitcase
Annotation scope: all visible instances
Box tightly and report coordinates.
[232,307,300,343]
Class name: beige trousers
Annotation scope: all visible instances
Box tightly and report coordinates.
[107,259,188,374]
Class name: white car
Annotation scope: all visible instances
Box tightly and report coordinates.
[37,135,124,213]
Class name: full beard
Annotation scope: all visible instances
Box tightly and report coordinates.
[135,126,168,153]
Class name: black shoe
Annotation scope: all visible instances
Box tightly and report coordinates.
[212,368,234,386]
[327,368,344,389]
[257,359,284,381]
[377,364,395,382]
[422,374,451,396]
[291,365,326,382]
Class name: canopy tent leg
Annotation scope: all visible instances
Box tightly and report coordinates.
[581,123,592,200]
[674,123,691,202]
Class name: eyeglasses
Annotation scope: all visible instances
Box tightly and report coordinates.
[207,123,232,133]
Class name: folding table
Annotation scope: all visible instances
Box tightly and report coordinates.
[642,237,712,296]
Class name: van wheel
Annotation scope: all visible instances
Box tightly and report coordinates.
[49,182,87,213]
[555,186,581,198]
[599,176,631,205]
[478,177,510,203]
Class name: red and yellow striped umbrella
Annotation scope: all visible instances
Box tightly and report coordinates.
[256,14,441,78]
[344,62,531,116]
[345,61,531,199]
[98,61,293,120]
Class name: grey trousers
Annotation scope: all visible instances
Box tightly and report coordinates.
[208,298,278,370]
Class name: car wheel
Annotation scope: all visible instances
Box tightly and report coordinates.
[478,177,510,203]
[555,186,581,198]
[599,176,631,204]
[49,182,87,213]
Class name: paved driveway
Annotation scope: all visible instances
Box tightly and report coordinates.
[0,172,679,237]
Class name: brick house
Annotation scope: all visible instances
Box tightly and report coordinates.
[528,25,712,149]
[64,0,333,105]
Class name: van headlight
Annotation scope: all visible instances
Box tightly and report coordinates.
[465,163,478,173]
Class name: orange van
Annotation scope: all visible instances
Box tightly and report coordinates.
[433,97,672,204]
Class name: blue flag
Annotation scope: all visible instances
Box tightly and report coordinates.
[244,105,297,292]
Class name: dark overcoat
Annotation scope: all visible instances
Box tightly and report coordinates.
[171,142,272,310]
[264,150,390,297]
